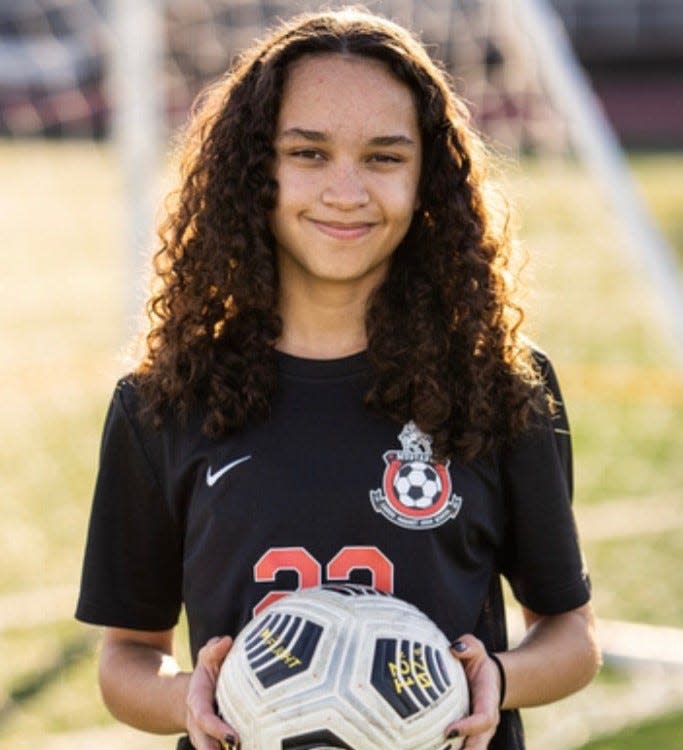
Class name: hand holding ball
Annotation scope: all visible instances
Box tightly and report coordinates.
[216,585,469,749]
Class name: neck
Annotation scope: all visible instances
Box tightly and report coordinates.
[276,281,370,359]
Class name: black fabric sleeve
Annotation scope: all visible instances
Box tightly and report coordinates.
[500,354,591,615]
[75,380,183,630]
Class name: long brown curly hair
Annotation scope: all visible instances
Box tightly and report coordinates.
[136,7,547,462]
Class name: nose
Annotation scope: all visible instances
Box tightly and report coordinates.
[321,163,370,209]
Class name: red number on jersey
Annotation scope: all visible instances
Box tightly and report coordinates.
[253,547,321,615]
[252,545,394,616]
[326,546,394,592]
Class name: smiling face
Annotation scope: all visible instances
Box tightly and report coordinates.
[271,53,422,299]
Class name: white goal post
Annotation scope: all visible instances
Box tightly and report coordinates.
[516,0,683,365]
[111,0,166,334]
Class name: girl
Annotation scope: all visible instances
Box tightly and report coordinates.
[77,8,600,750]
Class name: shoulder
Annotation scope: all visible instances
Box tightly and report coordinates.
[111,374,140,412]
[103,374,165,452]
[98,375,176,491]
[104,374,152,436]
[526,339,552,377]
[524,340,564,405]
[110,373,174,428]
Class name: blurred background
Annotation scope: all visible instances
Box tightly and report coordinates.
[1,1,682,748]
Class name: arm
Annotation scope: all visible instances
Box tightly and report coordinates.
[99,627,237,749]
[498,601,601,709]
[446,602,601,749]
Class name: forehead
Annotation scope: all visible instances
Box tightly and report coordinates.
[277,53,419,137]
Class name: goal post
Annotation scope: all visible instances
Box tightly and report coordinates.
[515,0,683,365]
[110,0,166,335]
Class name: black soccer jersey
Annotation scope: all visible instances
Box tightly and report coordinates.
[76,349,590,750]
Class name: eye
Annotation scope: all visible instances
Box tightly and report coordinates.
[289,149,326,161]
[367,153,404,164]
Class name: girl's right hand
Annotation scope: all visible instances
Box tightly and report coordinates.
[185,636,239,750]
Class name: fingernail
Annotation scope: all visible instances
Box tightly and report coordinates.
[447,729,460,739]
[451,640,467,652]
[223,733,237,749]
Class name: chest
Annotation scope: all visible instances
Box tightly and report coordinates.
[162,374,512,649]
[169,377,507,567]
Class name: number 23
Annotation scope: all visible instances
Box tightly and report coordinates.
[253,545,394,615]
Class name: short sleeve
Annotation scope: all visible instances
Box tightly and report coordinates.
[500,354,591,615]
[75,380,183,630]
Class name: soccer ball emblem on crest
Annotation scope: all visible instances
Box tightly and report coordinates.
[370,422,462,529]
[393,461,443,509]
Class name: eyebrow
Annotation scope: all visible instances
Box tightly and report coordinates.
[277,127,416,147]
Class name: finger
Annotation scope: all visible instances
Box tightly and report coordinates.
[208,636,234,663]
[460,731,496,750]
[446,708,497,737]
[449,634,487,662]
[188,730,223,750]
[190,696,239,740]
[197,636,234,675]
[200,636,233,659]
[442,727,494,750]
[449,639,500,715]
[213,635,234,652]
[190,712,239,750]
[201,713,238,740]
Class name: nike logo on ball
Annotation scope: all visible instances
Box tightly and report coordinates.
[206,455,252,487]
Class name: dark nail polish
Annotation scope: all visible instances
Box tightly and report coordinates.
[447,729,460,739]
[451,640,467,652]
[224,733,236,748]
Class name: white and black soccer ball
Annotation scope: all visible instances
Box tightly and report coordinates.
[393,461,443,509]
[216,585,469,750]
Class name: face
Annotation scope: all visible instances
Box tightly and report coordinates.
[271,53,422,297]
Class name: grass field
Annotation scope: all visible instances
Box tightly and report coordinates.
[576,710,683,750]
[1,141,682,749]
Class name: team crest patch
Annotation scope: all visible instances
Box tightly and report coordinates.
[369,422,462,530]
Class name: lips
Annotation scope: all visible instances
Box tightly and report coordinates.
[308,219,375,241]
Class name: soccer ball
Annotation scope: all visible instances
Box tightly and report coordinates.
[393,461,443,509]
[216,584,469,750]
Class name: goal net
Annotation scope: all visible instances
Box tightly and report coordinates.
[0,0,569,148]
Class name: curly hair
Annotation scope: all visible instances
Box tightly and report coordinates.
[136,7,547,462]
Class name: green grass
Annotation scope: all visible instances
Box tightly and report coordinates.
[572,400,683,505]
[575,711,683,750]
[584,529,683,626]
[0,621,107,736]
[1,141,682,748]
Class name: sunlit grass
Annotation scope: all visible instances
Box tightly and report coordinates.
[571,399,683,505]
[0,620,107,735]
[585,529,683,627]
[575,711,683,750]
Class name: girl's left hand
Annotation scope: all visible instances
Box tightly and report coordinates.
[444,634,501,749]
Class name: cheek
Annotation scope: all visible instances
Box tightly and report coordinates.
[274,167,320,208]
[385,178,420,224]
[375,160,421,215]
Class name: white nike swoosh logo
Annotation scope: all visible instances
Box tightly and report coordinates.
[206,455,252,487]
